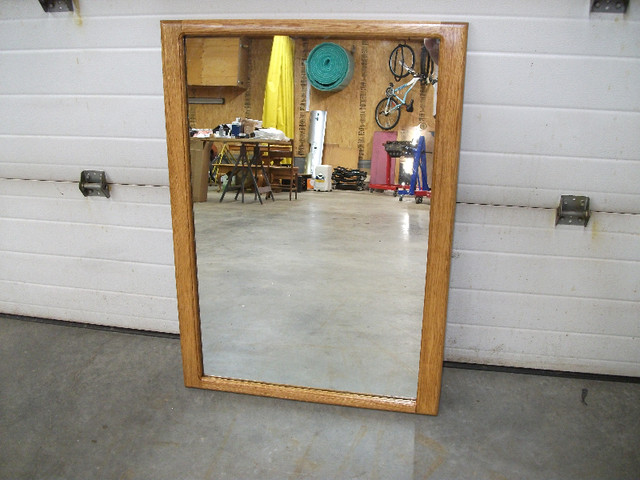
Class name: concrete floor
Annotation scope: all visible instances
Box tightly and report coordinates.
[194,189,429,398]
[2,315,639,479]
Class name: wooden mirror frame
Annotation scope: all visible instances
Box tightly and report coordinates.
[161,19,467,415]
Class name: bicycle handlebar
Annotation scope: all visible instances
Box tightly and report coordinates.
[401,62,437,85]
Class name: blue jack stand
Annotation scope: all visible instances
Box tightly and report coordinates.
[397,135,431,203]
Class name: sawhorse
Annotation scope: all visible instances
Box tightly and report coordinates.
[219,139,274,204]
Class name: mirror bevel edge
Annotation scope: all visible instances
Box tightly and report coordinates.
[161,19,468,415]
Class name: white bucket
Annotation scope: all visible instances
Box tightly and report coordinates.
[314,165,333,192]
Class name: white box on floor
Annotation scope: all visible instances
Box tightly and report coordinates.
[314,165,333,191]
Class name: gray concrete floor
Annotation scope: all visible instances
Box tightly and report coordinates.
[2,315,639,479]
[194,189,429,398]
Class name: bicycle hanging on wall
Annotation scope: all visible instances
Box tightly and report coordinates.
[374,43,437,130]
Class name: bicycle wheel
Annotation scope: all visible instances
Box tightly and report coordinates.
[389,43,415,81]
[375,97,401,130]
[420,44,433,78]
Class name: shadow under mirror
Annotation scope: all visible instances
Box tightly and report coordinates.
[188,35,438,398]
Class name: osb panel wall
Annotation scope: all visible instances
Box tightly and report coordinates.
[188,36,435,167]
[187,37,272,130]
[294,38,435,167]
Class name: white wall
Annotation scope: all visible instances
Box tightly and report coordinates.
[1,1,638,375]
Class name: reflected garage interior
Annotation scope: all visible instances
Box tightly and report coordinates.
[189,34,435,398]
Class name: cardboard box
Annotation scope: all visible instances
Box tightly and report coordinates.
[240,118,262,135]
[189,139,210,202]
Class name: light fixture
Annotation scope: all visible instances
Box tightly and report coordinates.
[187,98,225,105]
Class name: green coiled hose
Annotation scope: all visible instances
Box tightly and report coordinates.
[305,42,354,92]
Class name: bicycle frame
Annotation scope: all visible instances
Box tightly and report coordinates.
[384,75,421,114]
[376,55,437,130]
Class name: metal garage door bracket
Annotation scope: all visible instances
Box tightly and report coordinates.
[38,0,73,12]
[556,195,590,227]
[79,170,110,198]
[590,0,628,13]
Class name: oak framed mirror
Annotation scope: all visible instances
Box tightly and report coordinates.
[161,19,467,415]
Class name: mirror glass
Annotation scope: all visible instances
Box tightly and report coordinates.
[187,35,438,398]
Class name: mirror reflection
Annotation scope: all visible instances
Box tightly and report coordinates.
[187,35,438,398]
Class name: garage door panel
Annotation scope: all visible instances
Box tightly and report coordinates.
[446,324,640,365]
[465,54,640,111]
[450,250,638,302]
[445,344,640,377]
[461,105,640,162]
[1,96,166,139]
[0,280,177,324]
[0,219,174,266]
[448,203,639,375]
[447,288,639,338]
[0,50,162,96]
[453,207,640,262]
[0,301,178,334]
[0,251,177,298]
[0,136,169,184]
[457,152,640,212]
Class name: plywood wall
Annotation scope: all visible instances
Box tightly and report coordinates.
[188,36,436,169]
[295,38,435,168]
[188,37,273,130]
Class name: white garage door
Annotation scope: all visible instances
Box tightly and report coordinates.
[0,1,638,375]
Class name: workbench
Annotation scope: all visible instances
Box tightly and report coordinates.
[190,137,295,203]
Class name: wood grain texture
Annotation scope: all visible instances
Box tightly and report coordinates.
[200,376,416,413]
[186,37,247,87]
[161,22,204,387]
[188,37,272,129]
[161,19,468,414]
[416,24,468,415]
